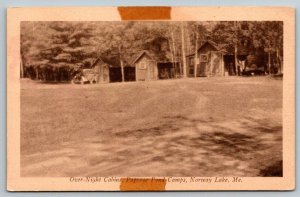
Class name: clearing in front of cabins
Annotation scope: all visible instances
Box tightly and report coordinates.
[20,76,282,177]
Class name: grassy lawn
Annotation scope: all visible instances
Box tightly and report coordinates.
[21,76,282,177]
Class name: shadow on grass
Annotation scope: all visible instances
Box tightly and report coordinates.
[110,114,282,177]
[259,160,283,177]
[190,131,268,158]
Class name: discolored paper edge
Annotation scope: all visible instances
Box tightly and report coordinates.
[7,6,295,191]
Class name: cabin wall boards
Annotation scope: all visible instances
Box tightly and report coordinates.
[134,53,158,81]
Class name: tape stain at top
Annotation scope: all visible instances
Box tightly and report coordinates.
[118,7,171,20]
[117,6,170,192]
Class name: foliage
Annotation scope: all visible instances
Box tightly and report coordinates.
[211,21,283,56]
[20,21,283,81]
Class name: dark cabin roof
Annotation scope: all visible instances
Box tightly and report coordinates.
[187,40,227,57]
[131,50,157,65]
[199,40,249,56]
[91,57,105,67]
[198,40,220,51]
[131,50,178,65]
[91,57,117,68]
[95,50,174,68]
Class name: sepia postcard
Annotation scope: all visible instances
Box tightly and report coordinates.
[7,6,295,191]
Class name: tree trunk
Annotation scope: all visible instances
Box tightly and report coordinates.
[168,37,176,78]
[120,60,125,82]
[268,51,271,74]
[36,67,39,80]
[181,22,187,78]
[277,49,282,74]
[20,54,24,78]
[234,21,238,76]
[234,21,238,75]
[194,31,198,78]
[171,30,178,77]
[118,45,125,82]
[234,45,238,75]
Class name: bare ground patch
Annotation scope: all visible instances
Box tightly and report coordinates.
[20,77,282,177]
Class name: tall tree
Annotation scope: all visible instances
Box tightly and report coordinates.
[181,22,187,78]
[194,30,198,78]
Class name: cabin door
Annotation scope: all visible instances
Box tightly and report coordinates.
[199,53,209,76]
[103,66,109,82]
[137,59,148,81]
[210,52,222,76]
[148,60,157,80]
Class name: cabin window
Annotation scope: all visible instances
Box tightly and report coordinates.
[139,61,147,69]
[189,57,194,66]
[189,68,194,75]
[200,54,209,62]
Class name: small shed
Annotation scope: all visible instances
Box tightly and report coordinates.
[132,51,158,81]
[90,57,110,83]
[187,41,225,77]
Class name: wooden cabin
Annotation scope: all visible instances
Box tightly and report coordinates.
[132,51,158,81]
[131,51,181,81]
[83,57,110,83]
[187,41,225,77]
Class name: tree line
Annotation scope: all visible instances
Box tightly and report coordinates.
[20,21,283,82]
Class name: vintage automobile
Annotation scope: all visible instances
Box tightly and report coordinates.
[72,73,95,84]
[71,69,99,84]
[241,54,265,76]
[242,64,265,76]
